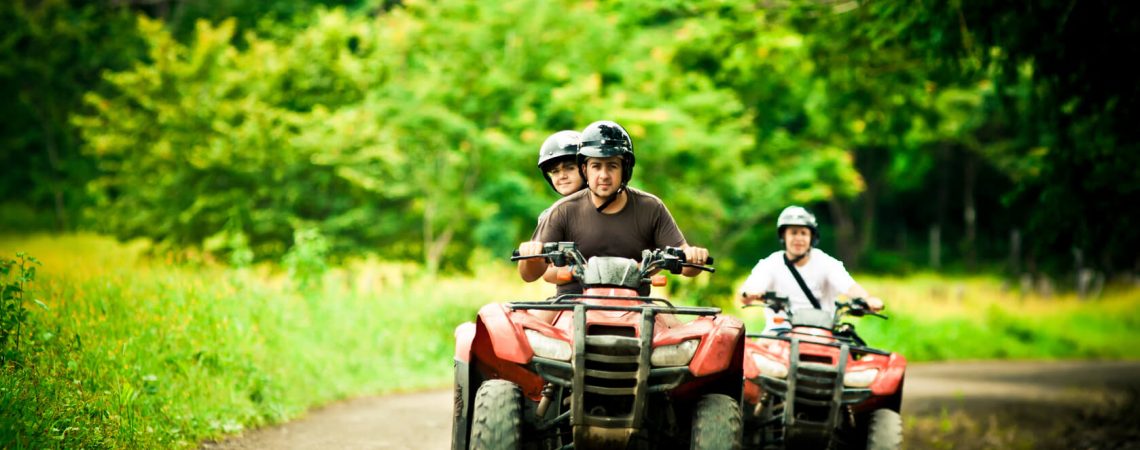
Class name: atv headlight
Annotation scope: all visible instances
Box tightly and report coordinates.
[651,339,700,366]
[844,368,879,388]
[751,353,788,379]
[524,329,571,361]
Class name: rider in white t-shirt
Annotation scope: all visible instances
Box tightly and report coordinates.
[740,206,884,334]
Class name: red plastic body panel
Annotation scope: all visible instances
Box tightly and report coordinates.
[742,324,906,406]
[471,304,545,400]
[465,285,745,403]
[454,322,476,363]
[687,315,745,377]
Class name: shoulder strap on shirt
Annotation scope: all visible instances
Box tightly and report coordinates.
[783,253,821,309]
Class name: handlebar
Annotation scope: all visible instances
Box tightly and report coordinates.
[836,297,888,320]
[741,291,789,311]
[511,242,716,279]
[741,293,887,320]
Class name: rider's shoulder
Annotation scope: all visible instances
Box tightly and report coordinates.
[808,248,845,267]
[757,251,785,265]
[625,187,660,202]
[547,189,590,214]
[625,187,670,212]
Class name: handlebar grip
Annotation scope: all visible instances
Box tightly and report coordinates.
[512,250,520,257]
[706,256,714,265]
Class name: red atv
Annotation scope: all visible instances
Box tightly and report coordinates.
[452,242,746,450]
[741,293,906,449]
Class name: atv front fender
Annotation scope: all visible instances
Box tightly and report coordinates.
[470,304,546,400]
[870,352,907,396]
[454,322,476,363]
[474,303,533,364]
[689,315,745,377]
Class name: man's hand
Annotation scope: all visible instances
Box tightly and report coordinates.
[740,291,762,305]
[682,245,709,265]
[516,241,548,282]
[518,241,544,257]
[680,245,709,277]
[865,297,884,312]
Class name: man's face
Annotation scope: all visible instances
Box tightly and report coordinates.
[545,160,583,196]
[783,226,812,257]
[583,156,623,197]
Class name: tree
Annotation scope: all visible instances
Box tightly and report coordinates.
[0,0,143,231]
[874,0,1140,275]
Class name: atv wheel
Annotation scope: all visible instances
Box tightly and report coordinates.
[691,394,742,450]
[469,380,522,450]
[865,409,902,450]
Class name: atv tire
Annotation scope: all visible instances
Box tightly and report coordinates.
[469,380,522,450]
[691,394,742,450]
[865,408,902,450]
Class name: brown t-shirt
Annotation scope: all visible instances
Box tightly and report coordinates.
[534,187,687,295]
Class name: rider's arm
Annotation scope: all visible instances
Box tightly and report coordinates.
[518,259,547,282]
[517,241,547,282]
[739,259,772,304]
[540,264,570,285]
[843,283,884,312]
[522,203,566,282]
[827,256,884,312]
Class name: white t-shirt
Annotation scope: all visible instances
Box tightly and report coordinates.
[739,249,856,331]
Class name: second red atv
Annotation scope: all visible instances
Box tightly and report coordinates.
[452,242,746,449]
[741,293,906,449]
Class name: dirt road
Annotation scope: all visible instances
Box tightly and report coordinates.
[202,360,1140,449]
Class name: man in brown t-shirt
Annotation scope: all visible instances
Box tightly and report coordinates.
[517,120,709,295]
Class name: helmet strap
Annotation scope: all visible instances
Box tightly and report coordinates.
[594,186,624,213]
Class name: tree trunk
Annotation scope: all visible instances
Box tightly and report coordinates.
[859,180,877,264]
[422,201,456,275]
[828,198,859,270]
[963,154,977,272]
[41,111,70,232]
[934,143,950,270]
[929,225,941,270]
[1009,228,1021,276]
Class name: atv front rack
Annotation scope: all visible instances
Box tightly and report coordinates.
[512,293,722,314]
[749,336,875,446]
[506,301,720,444]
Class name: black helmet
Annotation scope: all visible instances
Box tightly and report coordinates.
[577,120,635,187]
[537,130,581,192]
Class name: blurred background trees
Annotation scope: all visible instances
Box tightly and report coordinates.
[3,0,1137,298]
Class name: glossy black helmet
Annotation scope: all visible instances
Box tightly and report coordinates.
[537,130,581,192]
[577,120,635,187]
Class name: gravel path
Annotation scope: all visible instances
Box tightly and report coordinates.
[201,360,1140,450]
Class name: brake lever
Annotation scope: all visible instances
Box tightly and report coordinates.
[680,263,716,273]
[839,302,888,320]
[510,250,560,263]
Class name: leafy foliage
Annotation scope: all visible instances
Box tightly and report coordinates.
[3,0,1138,281]
[0,0,144,232]
[1,252,42,365]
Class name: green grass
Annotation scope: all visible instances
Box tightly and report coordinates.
[728,273,1140,361]
[1,234,1138,448]
[0,233,548,448]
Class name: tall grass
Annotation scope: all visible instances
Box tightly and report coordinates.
[0,234,547,448]
[729,273,1140,361]
[1,234,1137,448]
